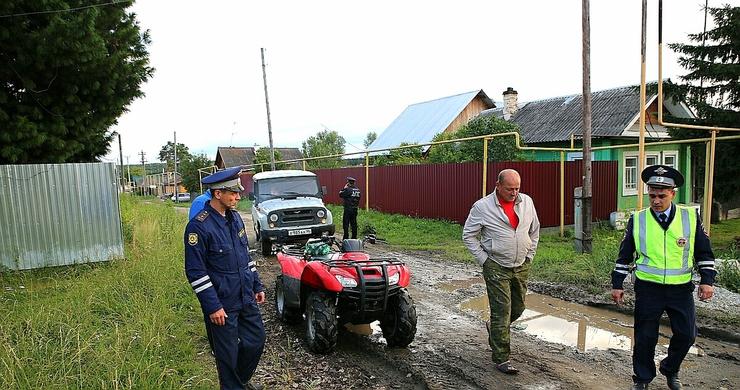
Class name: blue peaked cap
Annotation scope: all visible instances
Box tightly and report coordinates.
[201,166,244,191]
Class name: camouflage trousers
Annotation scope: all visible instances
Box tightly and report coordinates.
[483,258,531,364]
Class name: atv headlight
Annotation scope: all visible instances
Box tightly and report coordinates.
[334,275,358,288]
[317,209,325,218]
[269,214,278,222]
[388,272,400,285]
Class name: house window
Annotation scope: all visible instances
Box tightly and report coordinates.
[622,151,678,196]
[624,156,638,192]
[566,152,596,161]
[663,151,678,168]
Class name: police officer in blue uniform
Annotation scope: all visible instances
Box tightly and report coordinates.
[189,188,211,220]
[184,166,266,390]
[611,165,715,390]
[339,176,361,240]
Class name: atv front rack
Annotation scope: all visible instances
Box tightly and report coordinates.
[321,257,405,320]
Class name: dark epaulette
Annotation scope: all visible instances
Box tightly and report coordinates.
[195,210,210,222]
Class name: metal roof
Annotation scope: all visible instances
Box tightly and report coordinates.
[515,86,650,143]
[479,84,693,144]
[369,90,494,154]
[252,170,315,181]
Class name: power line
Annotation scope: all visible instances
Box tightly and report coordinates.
[0,0,132,18]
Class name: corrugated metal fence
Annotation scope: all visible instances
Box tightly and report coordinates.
[313,161,617,227]
[0,163,124,270]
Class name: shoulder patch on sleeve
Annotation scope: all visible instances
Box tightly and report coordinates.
[195,210,209,222]
[188,232,199,246]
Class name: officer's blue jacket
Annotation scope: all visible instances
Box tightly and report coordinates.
[188,189,212,220]
[184,201,264,315]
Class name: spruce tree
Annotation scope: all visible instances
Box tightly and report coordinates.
[0,1,153,163]
[667,5,740,203]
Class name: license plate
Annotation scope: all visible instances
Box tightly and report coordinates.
[288,228,312,236]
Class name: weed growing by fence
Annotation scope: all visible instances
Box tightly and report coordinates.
[716,259,740,293]
[710,218,740,260]
[0,195,216,389]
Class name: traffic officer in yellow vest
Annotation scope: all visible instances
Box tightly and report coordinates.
[611,165,715,390]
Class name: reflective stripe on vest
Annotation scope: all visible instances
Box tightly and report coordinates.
[633,205,696,285]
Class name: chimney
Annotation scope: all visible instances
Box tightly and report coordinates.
[502,87,518,120]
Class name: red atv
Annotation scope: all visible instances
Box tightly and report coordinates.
[274,236,417,353]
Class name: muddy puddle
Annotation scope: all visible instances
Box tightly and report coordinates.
[439,277,739,356]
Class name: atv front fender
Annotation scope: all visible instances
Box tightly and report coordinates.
[301,261,343,293]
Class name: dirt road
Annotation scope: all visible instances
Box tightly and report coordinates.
[235,211,738,390]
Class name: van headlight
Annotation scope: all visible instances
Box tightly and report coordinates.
[269,214,278,222]
[317,209,325,218]
[334,275,358,288]
[388,273,400,285]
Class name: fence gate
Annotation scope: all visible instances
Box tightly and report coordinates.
[0,163,124,270]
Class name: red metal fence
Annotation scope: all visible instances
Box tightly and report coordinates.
[311,161,617,227]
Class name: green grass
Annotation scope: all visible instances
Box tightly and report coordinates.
[529,227,622,293]
[0,195,216,389]
[707,219,739,293]
[328,205,622,292]
[236,199,253,212]
[329,205,470,261]
[710,218,740,259]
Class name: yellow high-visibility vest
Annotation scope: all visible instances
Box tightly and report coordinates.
[632,205,696,285]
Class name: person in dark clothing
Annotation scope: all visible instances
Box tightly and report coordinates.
[611,165,715,390]
[339,176,361,240]
[184,167,266,390]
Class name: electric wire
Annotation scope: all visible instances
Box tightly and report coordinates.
[0,0,132,18]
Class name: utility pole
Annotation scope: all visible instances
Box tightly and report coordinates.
[174,131,179,202]
[118,133,125,192]
[261,47,276,171]
[139,150,147,196]
[580,0,593,253]
[126,156,131,188]
[637,0,647,211]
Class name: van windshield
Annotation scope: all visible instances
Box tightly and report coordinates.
[256,176,320,202]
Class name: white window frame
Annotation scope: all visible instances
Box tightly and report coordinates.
[622,150,679,196]
[566,152,596,162]
[623,154,639,196]
[662,151,678,169]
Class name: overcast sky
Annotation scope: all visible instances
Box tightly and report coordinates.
[103,0,738,166]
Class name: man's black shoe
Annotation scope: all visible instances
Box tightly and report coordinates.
[631,382,648,390]
[664,374,682,390]
[660,367,682,390]
[495,360,519,375]
[246,382,264,390]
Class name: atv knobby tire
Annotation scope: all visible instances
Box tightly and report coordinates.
[381,288,417,347]
[274,276,302,324]
[305,291,338,353]
[261,235,272,256]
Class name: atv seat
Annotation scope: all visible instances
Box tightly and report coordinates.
[341,239,364,252]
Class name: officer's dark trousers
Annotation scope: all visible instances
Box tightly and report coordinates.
[632,279,696,384]
[205,304,266,390]
[343,207,358,240]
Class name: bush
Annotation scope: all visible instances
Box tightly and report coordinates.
[716,258,740,293]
